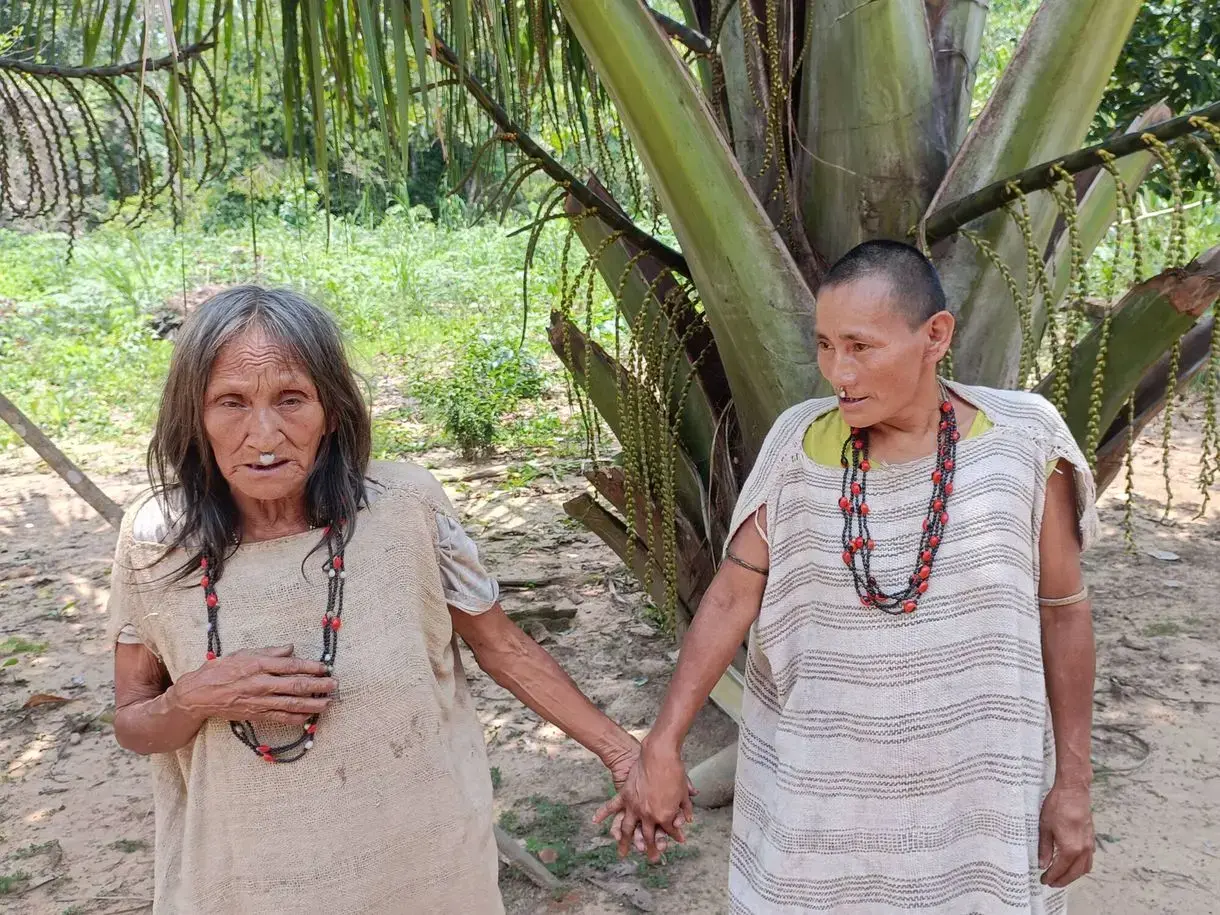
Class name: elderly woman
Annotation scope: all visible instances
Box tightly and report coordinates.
[107,286,642,914]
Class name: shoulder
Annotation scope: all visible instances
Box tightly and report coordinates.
[950,382,1069,440]
[364,460,456,516]
[123,489,184,546]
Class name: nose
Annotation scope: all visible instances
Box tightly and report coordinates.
[247,406,284,452]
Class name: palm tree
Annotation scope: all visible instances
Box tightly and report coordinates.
[3,0,1220,723]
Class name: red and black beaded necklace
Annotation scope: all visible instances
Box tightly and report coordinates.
[199,522,347,763]
[838,389,958,615]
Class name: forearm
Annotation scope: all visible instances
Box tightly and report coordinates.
[1041,603,1095,786]
[478,633,636,764]
[647,587,756,753]
[113,684,207,756]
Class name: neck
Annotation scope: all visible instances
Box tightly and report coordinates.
[872,374,945,443]
[234,492,312,541]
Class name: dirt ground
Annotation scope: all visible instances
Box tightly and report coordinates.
[2,405,1219,915]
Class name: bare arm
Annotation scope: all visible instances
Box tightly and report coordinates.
[451,603,639,773]
[113,643,335,756]
[595,508,770,859]
[1036,459,1095,887]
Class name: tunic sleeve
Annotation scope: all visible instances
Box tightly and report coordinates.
[1036,399,1100,553]
[434,513,500,615]
[725,399,833,556]
[105,500,161,658]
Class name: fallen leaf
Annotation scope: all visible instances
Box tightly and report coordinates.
[537,847,559,864]
[22,693,71,709]
[1145,549,1180,562]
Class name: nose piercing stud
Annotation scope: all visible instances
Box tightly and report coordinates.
[259,453,276,466]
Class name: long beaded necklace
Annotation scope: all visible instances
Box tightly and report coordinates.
[838,388,958,615]
[199,522,347,763]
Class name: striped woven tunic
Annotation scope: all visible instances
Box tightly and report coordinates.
[726,382,1098,915]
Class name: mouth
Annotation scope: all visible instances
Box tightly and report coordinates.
[837,394,867,407]
[246,459,289,473]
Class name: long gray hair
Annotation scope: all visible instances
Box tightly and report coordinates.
[147,286,371,583]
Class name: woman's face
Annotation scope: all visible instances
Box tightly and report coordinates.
[815,274,949,428]
[202,327,327,505]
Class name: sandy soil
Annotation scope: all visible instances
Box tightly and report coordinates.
[1,406,1218,915]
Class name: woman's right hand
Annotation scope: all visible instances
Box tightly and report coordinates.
[593,737,694,862]
[168,645,336,727]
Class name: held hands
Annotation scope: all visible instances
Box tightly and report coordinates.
[593,738,696,863]
[168,645,336,727]
[1038,782,1094,888]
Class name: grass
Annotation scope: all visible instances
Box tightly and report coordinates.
[1144,620,1182,638]
[110,838,149,853]
[0,872,30,894]
[0,209,616,463]
[0,637,48,656]
[11,841,56,860]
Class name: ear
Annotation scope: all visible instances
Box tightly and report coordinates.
[924,311,955,364]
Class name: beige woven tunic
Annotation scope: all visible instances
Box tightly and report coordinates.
[726,382,1098,914]
[106,461,503,914]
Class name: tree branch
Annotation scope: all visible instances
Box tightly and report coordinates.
[650,7,713,54]
[924,100,1220,242]
[0,38,216,80]
[429,37,691,278]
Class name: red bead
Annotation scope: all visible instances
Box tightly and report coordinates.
[941,401,952,413]
[206,594,218,608]
[331,618,342,631]
[921,550,932,563]
[859,503,870,516]
[842,551,853,565]
[929,535,940,548]
[323,615,332,628]
[306,724,318,735]
[932,470,943,483]
[851,482,862,495]
[850,427,859,436]
[853,440,864,451]
[860,460,871,472]
[919,565,930,580]
[903,600,917,613]
[939,420,948,431]
[200,558,208,570]
[918,580,929,594]
[866,539,875,550]
[944,459,955,471]
[853,536,864,551]
[951,430,961,442]
[861,596,873,607]
[206,651,216,661]
[945,483,954,495]
[839,496,851,511]
[263,754,276,763]
[940,511,949,525]
[933,499,943,511]
[332,556,343,571]
[257,744,271,754]
[922,518,930,531]
[200,576,210,589]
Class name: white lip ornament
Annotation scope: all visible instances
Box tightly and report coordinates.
[840,388,848,398]
[258,453,277,466]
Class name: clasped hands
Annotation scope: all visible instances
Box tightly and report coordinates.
[596,738,696,863]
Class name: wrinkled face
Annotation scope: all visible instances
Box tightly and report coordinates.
[202,327,327,504]
[815,275,948,428]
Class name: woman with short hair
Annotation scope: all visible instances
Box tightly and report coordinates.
[108,285,649,914]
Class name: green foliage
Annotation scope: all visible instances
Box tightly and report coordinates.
[424,337,545,458]
[0,637,48,656]
[1098,2,1220,190]
[0,212,585,460]
[0,872,29,895]
[489,767,502,790]
[110,838,149,853]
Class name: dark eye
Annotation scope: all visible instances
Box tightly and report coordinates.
[280,396,303,407]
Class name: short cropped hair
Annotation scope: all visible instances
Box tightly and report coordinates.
[818,240,947,326]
